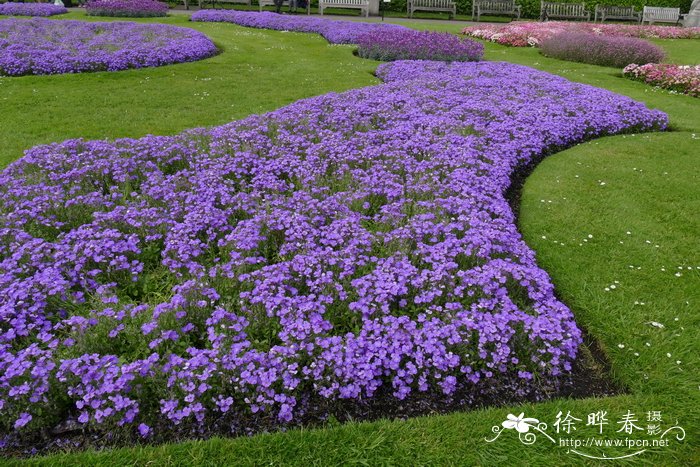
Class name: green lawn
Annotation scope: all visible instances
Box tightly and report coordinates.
[2,12,699,466]
[0,13,378,169]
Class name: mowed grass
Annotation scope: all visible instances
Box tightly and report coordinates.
[0,13,378,169]
[2,12,699,466]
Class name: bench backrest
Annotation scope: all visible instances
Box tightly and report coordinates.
[542,1,586,15]
[412,0,455,7]
[599,5,635,15]
[475,0,516,11]
[642,6,680,20]
[321,0,368,4]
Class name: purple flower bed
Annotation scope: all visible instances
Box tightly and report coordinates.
[0,18,217,76]
[0,2,67,16]
[0,61,667,444]
[191,9,407,44]
[540,32,666,68]
[357,29,483,62]
[85,0,169,18]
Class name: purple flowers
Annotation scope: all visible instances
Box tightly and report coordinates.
[85,0,169,18]
[13,413,31,430]
[191,10,407,44]
[0,19,217,77]
[138,423,151,437]
[0,60,667,439]
[540,33,666,68]
[0,2,67,17]
[192,11,482,63]
[357,29,483,62]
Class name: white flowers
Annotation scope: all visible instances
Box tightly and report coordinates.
[502,413,539,433]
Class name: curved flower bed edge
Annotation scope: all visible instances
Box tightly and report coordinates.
[0,18,217,77]
[0,57,668,451]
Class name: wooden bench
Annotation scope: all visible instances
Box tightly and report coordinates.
[408,0,457,19]
[199,0,251,8]
[319,0,370,16]
[640,6,681,25]
[594,5,639,22]
[471,0,521,21]
[258,0,311,13]
[540,1,590,21]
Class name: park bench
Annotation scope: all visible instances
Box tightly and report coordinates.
[640,6,681,25]
[593,5,639,22]
[258,0,311,13]
[319,0,370,16]
[540,1,590,21]
[408,0,457,19]
[199,0,251,8]
[471,0,521,21]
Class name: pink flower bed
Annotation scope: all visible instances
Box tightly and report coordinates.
[623,63,700,97]
[464,22,700,47]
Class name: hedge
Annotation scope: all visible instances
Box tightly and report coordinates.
[380,0,690,19]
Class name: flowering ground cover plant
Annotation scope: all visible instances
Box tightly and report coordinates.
[0,18,217,76]
[540,33,665,68]
[624,63,700,97]
[464,21,700,47]
[85,0,169,18]
[357,29,483,62]
[0,59,668,447]
[0,2,67,17]
[191,9,406,44]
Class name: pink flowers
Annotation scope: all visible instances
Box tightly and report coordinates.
[464,21,700,47]
[623,63,700,97]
